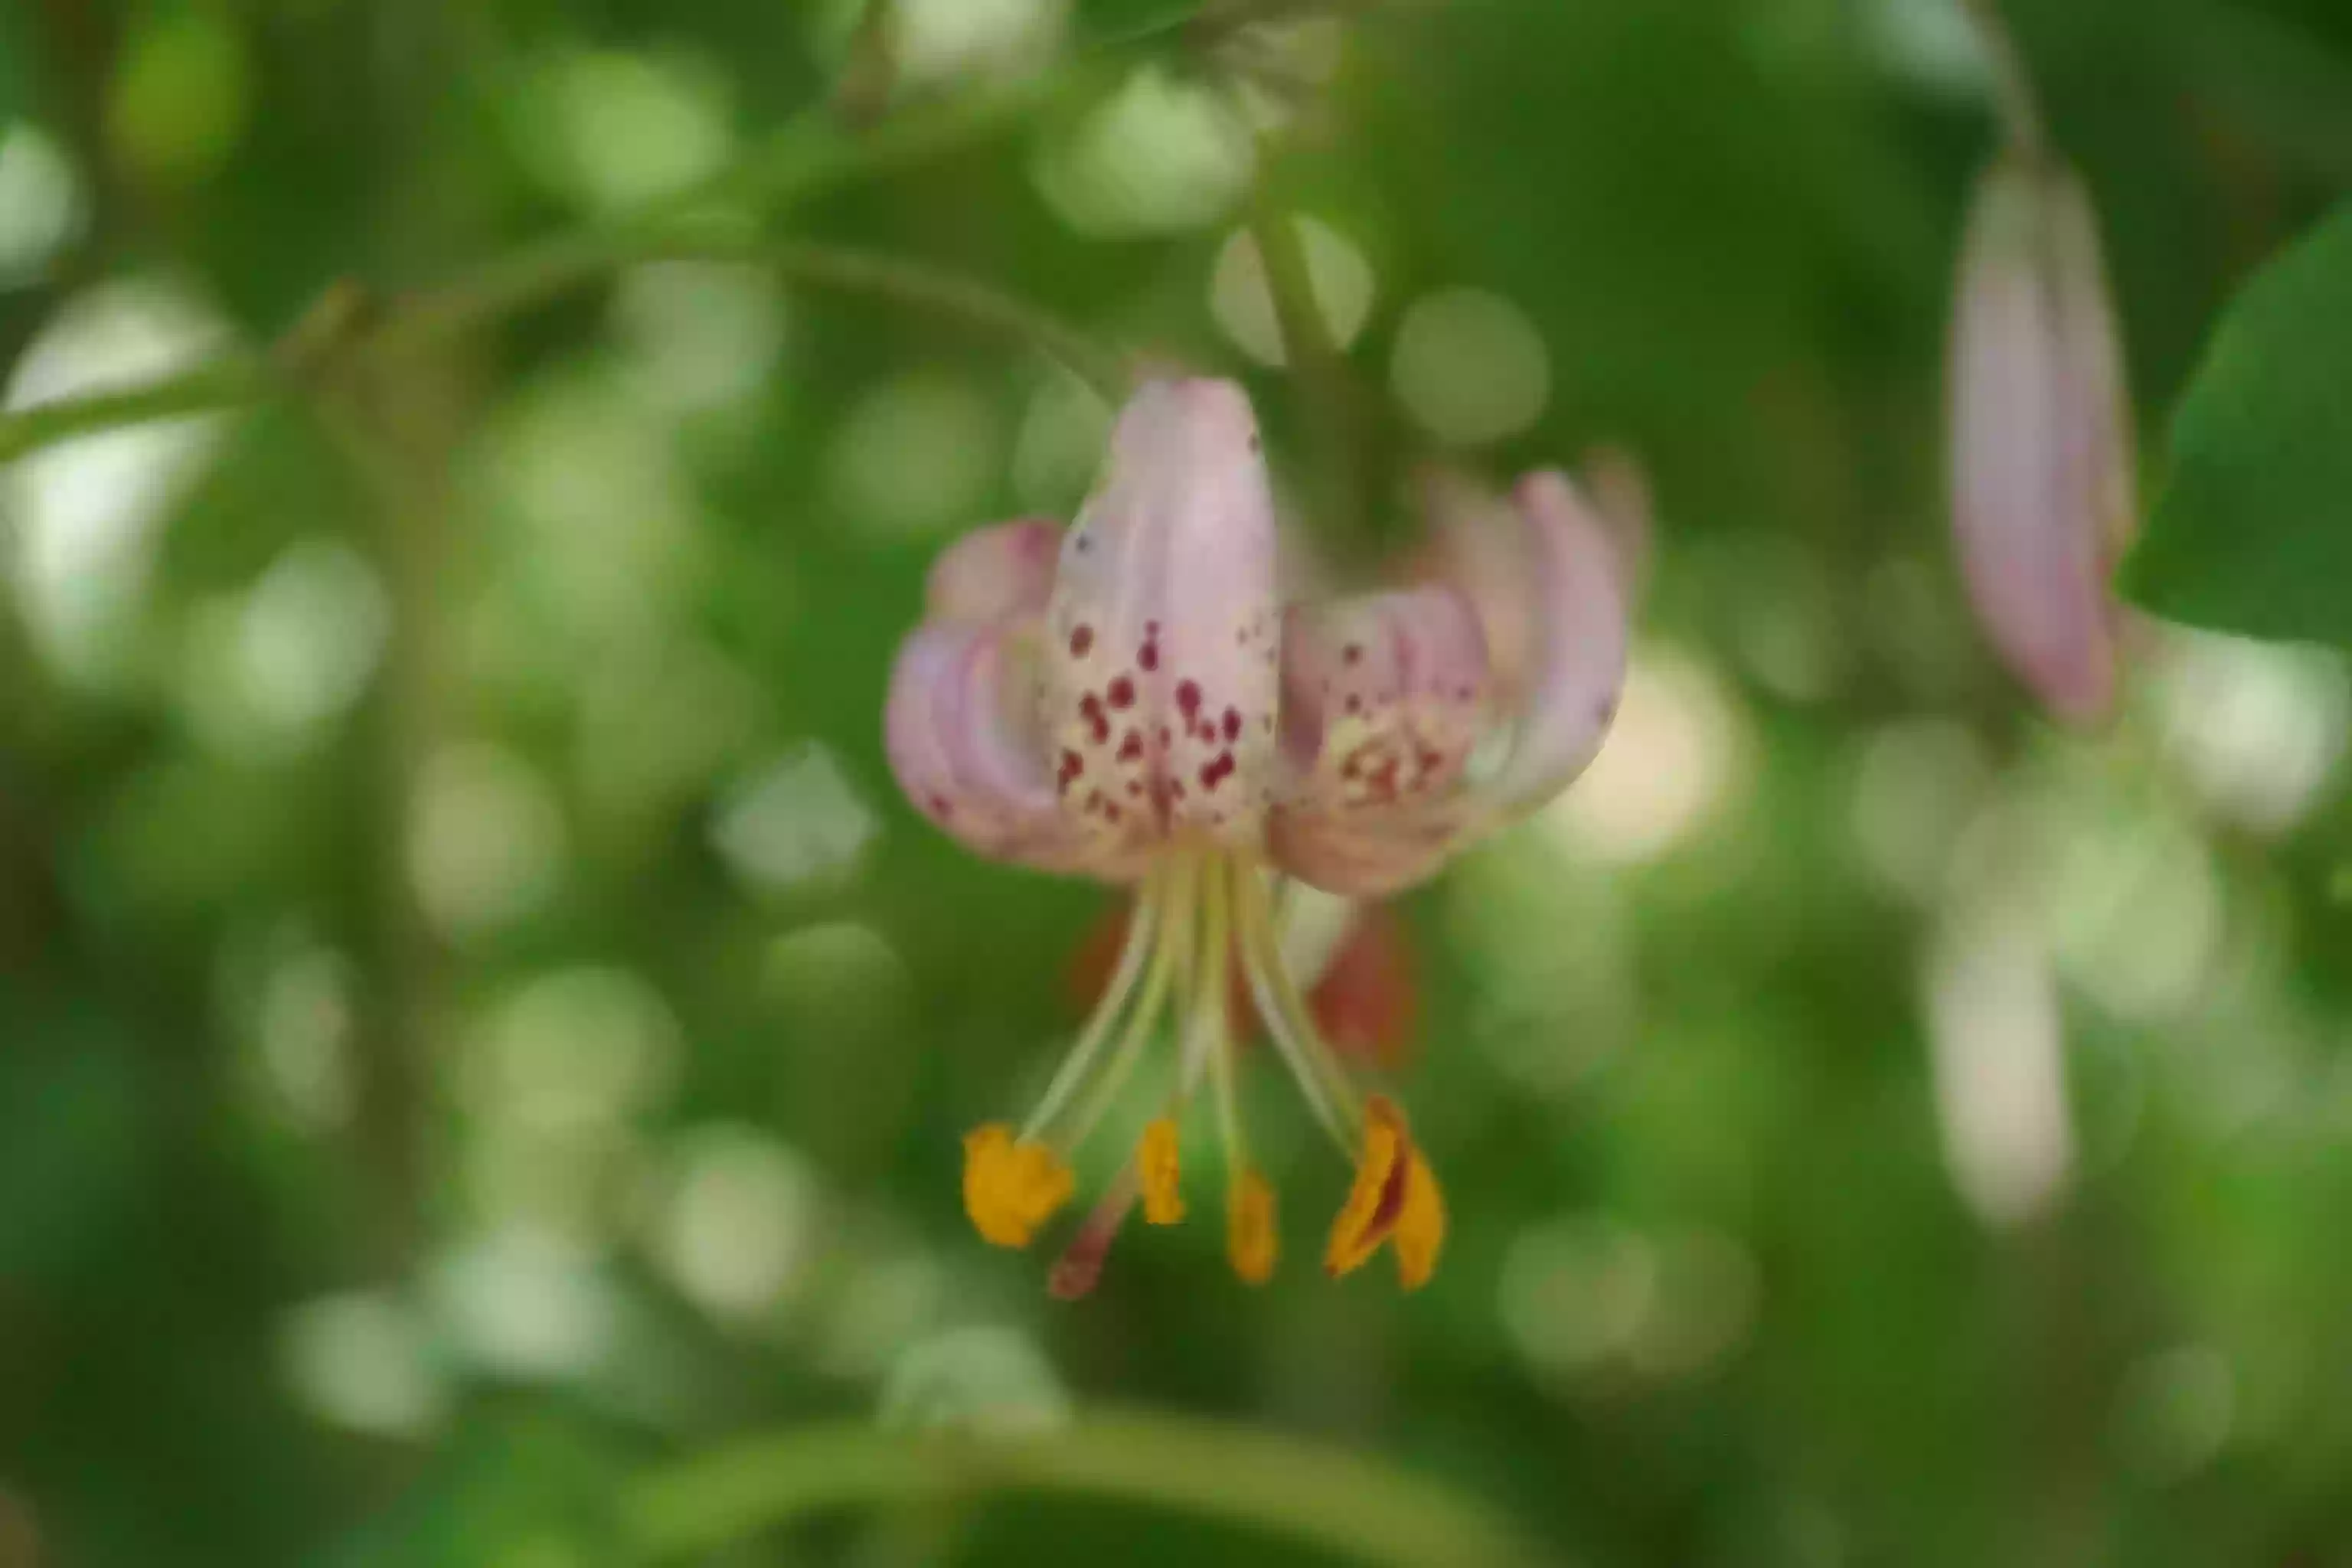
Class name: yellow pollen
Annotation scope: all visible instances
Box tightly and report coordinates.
[1227,1167,1279,1285]
[1324,1095,1411,1278]
[1138,1118,1186,1225]
[962,1123,1074,1248]
[1392,1152,1446,1290]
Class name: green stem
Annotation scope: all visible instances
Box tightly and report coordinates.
[1252,184,1364,535]
[1958,0,2049,155]
[0,358,270,463]
[623,1409,1553,1568]
[763,243,1129,399]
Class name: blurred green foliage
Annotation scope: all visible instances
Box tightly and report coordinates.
[5,1,2352,1566]
[2128,201,2352,648]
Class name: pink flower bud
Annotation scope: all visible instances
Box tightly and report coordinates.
[1948,155,2138,726]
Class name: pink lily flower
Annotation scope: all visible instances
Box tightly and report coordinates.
[884,377,1628,1294]
[1948,153,2138,725]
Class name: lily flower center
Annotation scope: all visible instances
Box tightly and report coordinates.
[962,849,1446,1297]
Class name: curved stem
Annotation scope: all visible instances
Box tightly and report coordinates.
[623,1408,1553,1568]
[763,243,1129,399]
[1251,187,1364,531]
[0,238,1125,466]
[1960,0,2050,155]
[0,69,1127,468]
[0,358,268,462]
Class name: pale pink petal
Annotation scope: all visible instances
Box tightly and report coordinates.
[1268,586,1490,897]
[1039,377,1281,854]
[885,622,1139,880]
[1470,472,1630,818]
[1578,444,1654,599]
[925,518,1063,626]
[2047,169,2137,568]
[1416,469,1537,695]
[1269,813,1469,898]
[1949,158,2125,726]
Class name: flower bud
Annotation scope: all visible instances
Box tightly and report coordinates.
[1948,154,2137,726]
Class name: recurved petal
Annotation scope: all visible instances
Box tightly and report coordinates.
[926,518,1063,626]
[1268,585,1490,897]
[1469,471,1630,818]
[885,622,1120,877]
[1268,812,1466,898]
[1577,444,1655,599]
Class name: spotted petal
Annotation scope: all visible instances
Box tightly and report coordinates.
[1269,586,1491,897]
[1039,378,1282,855]
[886,622,1128,877]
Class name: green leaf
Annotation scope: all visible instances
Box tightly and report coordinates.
[2125,200,2352,645]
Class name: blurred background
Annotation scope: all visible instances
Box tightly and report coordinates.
[6,0,2352,1563]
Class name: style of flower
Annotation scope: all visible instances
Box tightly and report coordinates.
[1948,152,2138,725]
[884,377,1629,1295]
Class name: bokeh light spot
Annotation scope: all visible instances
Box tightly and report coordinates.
[409,743,567,939]
[1499,1217,1659,1379]
[829,371,1003,537]
[650,1125,822,1324]
[465,967,681,1135]
[1210,217,1377,367]
[711,744,880,894]
[879,1327,1073,1436]
[278,1291,448,1438]
[237,541,391,732]
[0,122,84,282]
[511,47,733,214]
[1033,65,1256,237]
[891,0,1064,89]
[1542,645,1744,865]
[1390,288,1551,446]
[2154,629,2350,836]
[3,279,231,688]
[1923,913,2073,1228]
[429,1231,620,1381]
[611,262,788,416]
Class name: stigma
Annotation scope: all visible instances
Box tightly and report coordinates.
[959,851,1446,1296]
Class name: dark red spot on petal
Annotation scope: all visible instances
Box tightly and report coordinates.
[928,794,954,818]
[1200,753,1236,792]
[1175,680,1202,721]
[1117,731,1145,763]
[1345,694,1363,714]
[1057,750,1085,791]
[1139,641,1160,671]
[1070,625,1094,658]
[1220,707,1242,743]
[1108,675,1136,710]
[1079,694,1110,745]
[1343,645,1364,666]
